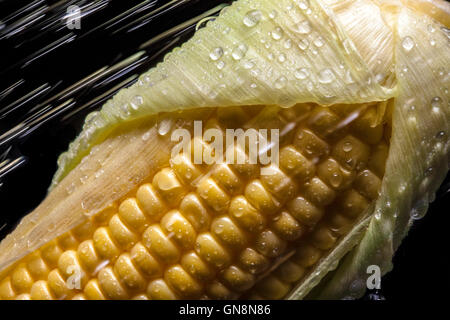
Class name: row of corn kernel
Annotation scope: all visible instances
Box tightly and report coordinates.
[247,105,388,299]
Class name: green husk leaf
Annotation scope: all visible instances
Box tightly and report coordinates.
[50,0,393,189]
[303,2,450,299]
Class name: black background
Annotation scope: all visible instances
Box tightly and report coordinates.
[0,0,448,301]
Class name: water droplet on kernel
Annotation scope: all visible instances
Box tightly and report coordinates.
[284,39,292,49]
[294,21,311,34]
[157,119,173,136]
[216,60,225,70]
[329,173,343,188]
[131,95,143,110]
[274,76,287,89]
[271,27,284,40]
[209,47,224,61]
[269,9,278,19]
[119,103,131,118]
[142,131,151,141]
[298,39,309,50]
[402,36,415,52]
[232,44,248,60]
[243,10,262,27]
[243,60,255,69]
[318,68,335,84]
[343,141,353,152]
[431,96,442,113]
[298,0,309,10]
[410,198,428,220]
[314,36,324,47]
[436,131,446,140]
[374,208,382,220]
[294,68,310,79]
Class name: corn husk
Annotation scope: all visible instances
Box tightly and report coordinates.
[0,0,448,299]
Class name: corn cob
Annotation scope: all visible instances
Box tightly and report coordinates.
[0,102,388,300]
[0,0,449,300]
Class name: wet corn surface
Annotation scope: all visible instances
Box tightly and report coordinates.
[0,102,389,300]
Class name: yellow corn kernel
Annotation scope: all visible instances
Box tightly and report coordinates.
[238,248,270,275]
[181,251,215,282]
[195,233,231,269]
[328,213,353,236]
[16,293,31,300]
[58,233,78,250]
[221,265,255,292]
[47,269,71,299]
[165,265,202,298]
[369,143,389,177]
[294,128,330,159]
[260,165,297,202]
[211,216,247,249]
[354,169,382,200]
[114,254,146,291]
[229,148,259,178]
[307,107,342,138]
[317,157,355,190]
[147,279,177,300]
[98,266,128,300]
[292,244,322,268]
[287,196,324,226]
[229,196,266,232]
[77,240,101,273]
[142,225,180,265]
[130,242,162,278]
[136,183,167,221]
[254,275,290,299]
[170,154,203,185]
[274,260,306,284]
[27,254,49,280]
[0,103,388,300]
[197,177,230,213]
[206,280,236,299]
[179,193,210,232]
[350,107,384,145]
[255,230,287,258]
[311,225,338,250]
[118,198,150,233]
[30,280,54,300]
[40,241,63,267]
[245,180,280,215]
[11,265,33,293]
[108,214,138,250]
[279,146,315,181]
[0,278,15,300]
[160,210,197,249]
[153,168,187,206]
[271,211,306,241]
[57,250,87,288]
[337,189,370,219]
[332,135,370,171]
[93,227,120,260]
[211,164,242,195]
[303,177,336,207]
[84,279,106,300]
